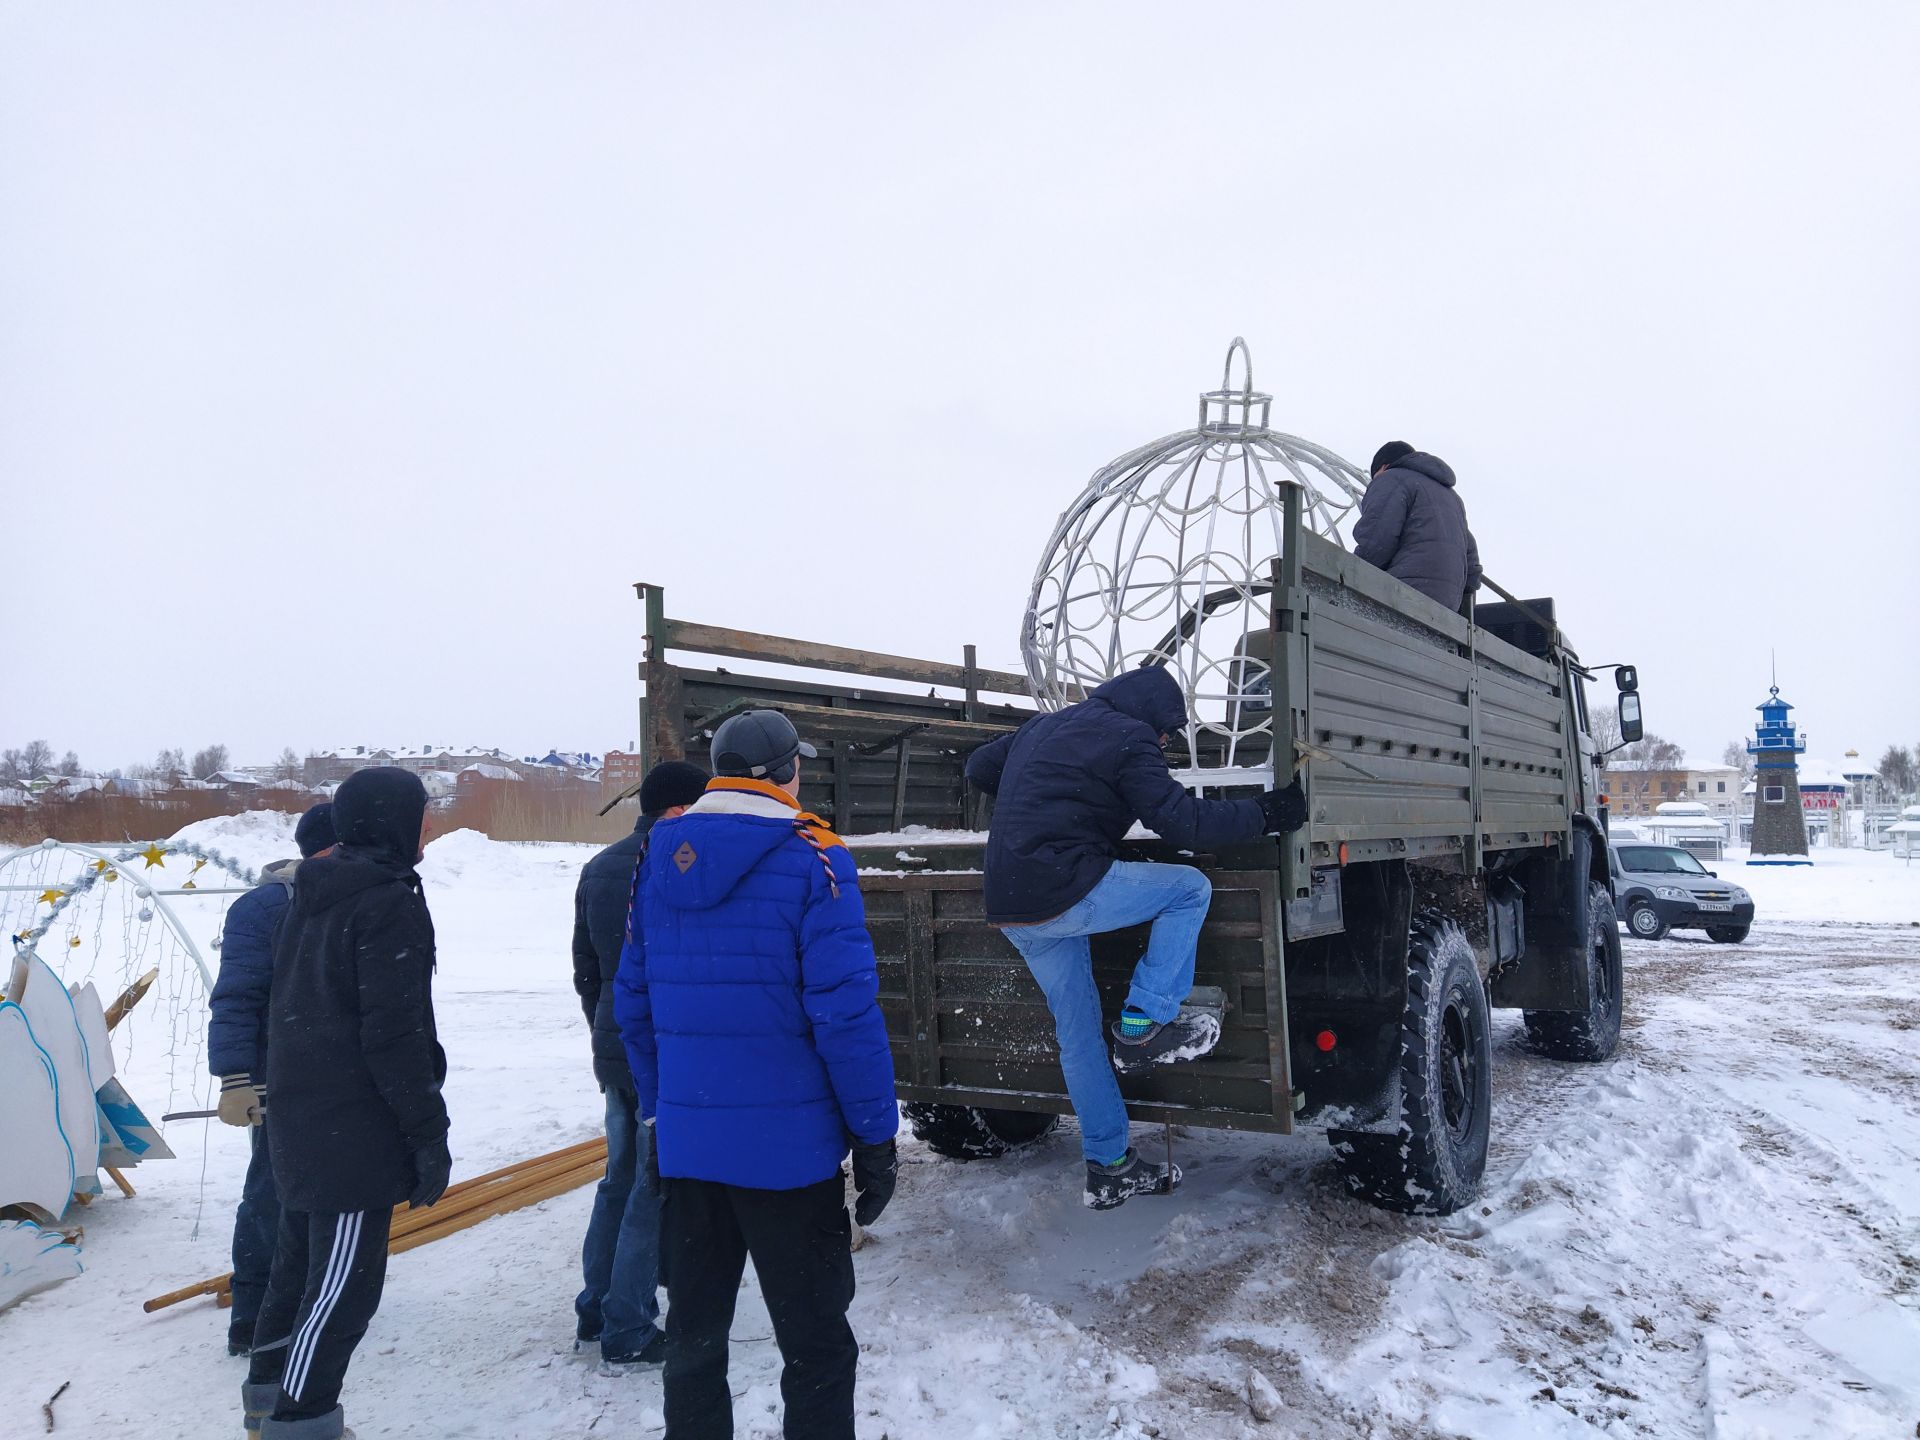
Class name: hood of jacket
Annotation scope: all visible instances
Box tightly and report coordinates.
[1394,451,1457,488]
[645,791,794,913]
[288,846,417,916]
[1089,666,1187,736]
[332,766,428,869]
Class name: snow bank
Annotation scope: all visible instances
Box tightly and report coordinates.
[166,809,299,875]
[1724,844,1920,926]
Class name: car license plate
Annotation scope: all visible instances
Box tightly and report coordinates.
[1696,901,1733,912]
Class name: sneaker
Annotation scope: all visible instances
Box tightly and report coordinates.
[1084,1149,1182,1210]
[1109,1008,1222,1072]
[600,1332,667,1370]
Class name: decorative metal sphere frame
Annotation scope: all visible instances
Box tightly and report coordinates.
[5,837,258,989]
[1021,339,1368,785]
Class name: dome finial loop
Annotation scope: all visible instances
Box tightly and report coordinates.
[1199,335,1271,433]
[1222,336,1253,398]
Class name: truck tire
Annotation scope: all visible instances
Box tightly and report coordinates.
[1625,900,1668,941]
[1524,883,1624,1062]
[1327,915,1491,1216]
[1706,925,1750,944]
[903,1103,1058,1161]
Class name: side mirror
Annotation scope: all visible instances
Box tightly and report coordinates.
[1616,665,1639,694]
[1618,692,1644,743]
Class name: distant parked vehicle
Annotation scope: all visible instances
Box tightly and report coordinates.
[1609,842,1754,943]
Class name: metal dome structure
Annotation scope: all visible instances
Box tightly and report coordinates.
[1021,338,1368,785]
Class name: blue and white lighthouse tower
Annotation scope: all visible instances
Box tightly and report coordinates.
[1747,685,1811,864]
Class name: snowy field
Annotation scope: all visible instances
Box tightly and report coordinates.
[6,817,1919,1439]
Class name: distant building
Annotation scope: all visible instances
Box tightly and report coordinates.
[603,751,645,794]
[1603,763,1690,818]
[304,746,520,785]
[1680,766,1744,826]
[458,763,523,789]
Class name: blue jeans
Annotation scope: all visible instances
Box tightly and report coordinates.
[1002,861,1213,1165]
[576,1087,663,1352]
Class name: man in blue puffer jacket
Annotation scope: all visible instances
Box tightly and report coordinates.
[967,666,1304,1210]
[206,802,335,1355]
[615,709,896,1440]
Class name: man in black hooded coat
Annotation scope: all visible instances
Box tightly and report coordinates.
[243,766,450,1440]
[1352,441,1482,613]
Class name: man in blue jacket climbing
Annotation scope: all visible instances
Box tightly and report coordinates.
[207,801,335,1355]
[615,710,897,1440]
[966,666,1305,1210]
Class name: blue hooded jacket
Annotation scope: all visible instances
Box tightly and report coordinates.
[207,859,298,1078]
[613,778,898,1190]
[967,667,1267,924]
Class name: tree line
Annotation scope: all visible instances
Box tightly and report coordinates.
[2,740,306,786]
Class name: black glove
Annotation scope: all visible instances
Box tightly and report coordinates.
[851,1139,897,1226]
[408,1137,452,1209]
[1258,779,1308,835]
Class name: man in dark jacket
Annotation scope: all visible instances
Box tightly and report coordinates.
[570,758,708,1368]
[243,768,450,1440]
[1351,441,1483,612]
[615,710,896,1440]
[209,802,335,1356]
[966,666,1305,1209]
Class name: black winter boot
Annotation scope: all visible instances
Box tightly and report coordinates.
[241,1382,276,1435]
[258,1407,352,1439]
[1084,1149,1182,1210]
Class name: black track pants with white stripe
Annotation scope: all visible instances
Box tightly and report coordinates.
[247,1206,393,1421]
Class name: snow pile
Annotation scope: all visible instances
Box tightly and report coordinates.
[1727,844,1920,925]
[167,809,300,875]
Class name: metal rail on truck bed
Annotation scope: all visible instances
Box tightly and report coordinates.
[1256,485,1581,924]
[629,582,1033,833]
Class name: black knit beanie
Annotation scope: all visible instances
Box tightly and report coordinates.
[1371,440,1415,474]
[293,801,337,858]
[639,760,710,816]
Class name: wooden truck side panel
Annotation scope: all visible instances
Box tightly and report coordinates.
[862,864,1294,1133]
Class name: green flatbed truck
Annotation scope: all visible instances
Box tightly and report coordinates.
[632,490,1639,1212]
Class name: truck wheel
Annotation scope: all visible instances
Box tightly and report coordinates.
[1524,883,1624,1062]
[1625,901,1668,941]
[1706,925,1750,944]
[1327,915,1491,1216]
[903,1103,1058,1161]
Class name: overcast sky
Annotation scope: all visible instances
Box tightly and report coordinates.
[4,3,1917,773]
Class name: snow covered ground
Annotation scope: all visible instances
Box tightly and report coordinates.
[5,819,1918,1439]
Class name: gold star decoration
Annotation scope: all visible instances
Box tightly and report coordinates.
[189,858,207,874]
[38,888,65,905]
[91,858,111,874]
[69,937,82,948]
[138,843,168,869]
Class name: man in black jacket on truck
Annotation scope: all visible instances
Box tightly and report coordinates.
[243,767,450,1440]
[1352,441,1482,613]
[568,758,708,1369]
[966,666,1305,1209]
